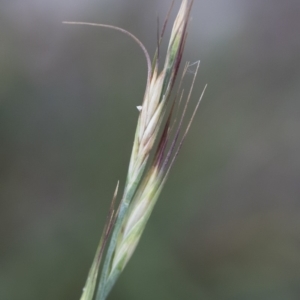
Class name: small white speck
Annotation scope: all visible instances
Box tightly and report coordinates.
[136,106,142,112]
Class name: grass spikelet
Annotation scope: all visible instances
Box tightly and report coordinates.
[64,1,206,299]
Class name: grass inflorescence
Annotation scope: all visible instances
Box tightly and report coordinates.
[64,1,206,299]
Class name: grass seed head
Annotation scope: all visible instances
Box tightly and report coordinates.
[108,0,198,276]
[65,2,204,299]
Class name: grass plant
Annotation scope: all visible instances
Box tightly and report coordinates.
[64,1,206,299]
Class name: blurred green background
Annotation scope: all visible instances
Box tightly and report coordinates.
[1,0,300,299]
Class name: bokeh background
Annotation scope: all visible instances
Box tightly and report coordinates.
[1,0,300,299]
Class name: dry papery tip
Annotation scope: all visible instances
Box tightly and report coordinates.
[104,180,120,239]
[62,21,152,87]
